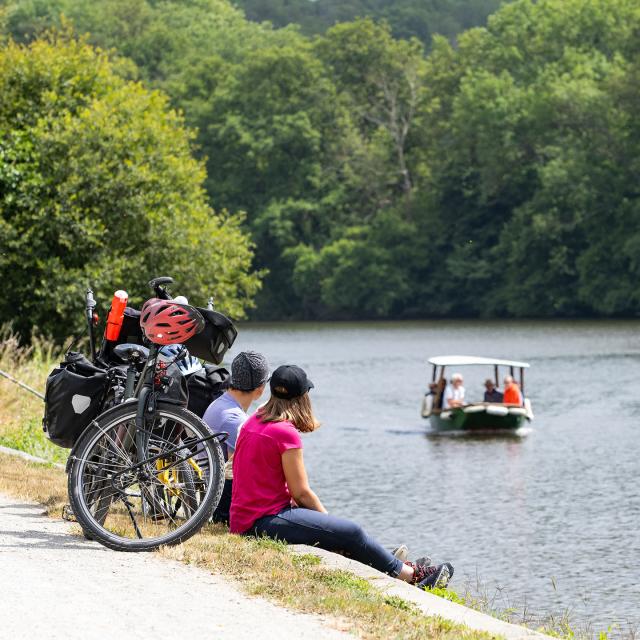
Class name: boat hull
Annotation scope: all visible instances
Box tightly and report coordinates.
[428,408,528,432]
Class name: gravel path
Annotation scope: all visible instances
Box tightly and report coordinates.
[0,493,350,639]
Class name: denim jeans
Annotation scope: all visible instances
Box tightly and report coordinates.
[251,506,403,577]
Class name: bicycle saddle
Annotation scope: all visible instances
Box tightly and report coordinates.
[112,343,149,364]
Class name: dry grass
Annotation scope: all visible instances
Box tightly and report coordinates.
[158,532,495,640]
[0,329,65,463]
[0,452,496,640]
[0,452,68,514]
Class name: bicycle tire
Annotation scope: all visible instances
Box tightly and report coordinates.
[68,402,224,552]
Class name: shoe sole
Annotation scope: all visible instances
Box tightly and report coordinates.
[418,564,451,590]
[433,565,450,589]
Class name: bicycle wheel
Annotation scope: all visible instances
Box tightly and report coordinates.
[68,402,224,551]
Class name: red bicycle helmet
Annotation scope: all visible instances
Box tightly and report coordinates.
[140,298,205,345]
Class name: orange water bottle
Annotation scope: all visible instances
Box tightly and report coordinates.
[105,290,128,341]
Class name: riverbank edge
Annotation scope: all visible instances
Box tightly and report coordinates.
[0,444,554,640]
[289,545,552,640]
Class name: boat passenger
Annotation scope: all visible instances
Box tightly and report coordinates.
[483,379,503,403]
[442,373,465,408]
[203,351,269,524]
[431,378,446,409]
[502,376,523,405]
[230,364,454,590]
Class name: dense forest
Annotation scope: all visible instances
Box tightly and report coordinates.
[1,0,640,336]
[234,0,504,44]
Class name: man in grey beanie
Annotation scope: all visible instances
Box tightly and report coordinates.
[203,350,269,524]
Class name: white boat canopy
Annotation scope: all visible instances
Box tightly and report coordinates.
[428,355,530,368]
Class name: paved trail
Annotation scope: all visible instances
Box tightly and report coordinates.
[0,493,350,640]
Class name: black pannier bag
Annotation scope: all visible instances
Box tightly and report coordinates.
[183,308,237,365]
[43,352,109,448]
[117,307,144,344]
[153,362,189,407]
[187,365,230,417]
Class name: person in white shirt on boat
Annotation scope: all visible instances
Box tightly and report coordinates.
[442,373,465,409]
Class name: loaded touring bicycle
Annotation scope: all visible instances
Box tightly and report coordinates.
[421,355,533,432]
[42,277,237,551]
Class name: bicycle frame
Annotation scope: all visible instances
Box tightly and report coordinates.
[115,343,228,482]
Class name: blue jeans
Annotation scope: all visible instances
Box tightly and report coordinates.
[251,507,404,577]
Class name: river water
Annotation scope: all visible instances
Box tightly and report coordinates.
[233,320,640,636]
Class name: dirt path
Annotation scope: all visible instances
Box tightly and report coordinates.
[0,493,350,639]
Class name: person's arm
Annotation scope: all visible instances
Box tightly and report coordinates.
[281,449,327,513]
[223,409,247,453]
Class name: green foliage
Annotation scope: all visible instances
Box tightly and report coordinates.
[383,595,418,612]
[417,0,640,317]
[234,0,504,46]
[315,569,372,594]
[0,416,68,464]
[0,32,259,341]
[2,0,640,321]
[292,553,322,568]
[290,210,415,317]
[429,587,466,604]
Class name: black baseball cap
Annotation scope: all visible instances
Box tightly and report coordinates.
[270,365,314,400]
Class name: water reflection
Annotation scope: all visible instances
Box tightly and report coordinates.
[424,427,533,439]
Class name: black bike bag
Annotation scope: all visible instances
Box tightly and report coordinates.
[183,308,237,365]
[43,352,108,448]
[102,307,144,364]
[187,365,230,417]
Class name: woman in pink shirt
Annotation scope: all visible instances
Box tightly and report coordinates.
[230,364,453,590]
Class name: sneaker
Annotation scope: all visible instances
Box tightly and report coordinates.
[405,557,435,584]
[417,562,454,590]
[391,544,409,561]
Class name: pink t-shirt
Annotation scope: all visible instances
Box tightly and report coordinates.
[229,413,303,534]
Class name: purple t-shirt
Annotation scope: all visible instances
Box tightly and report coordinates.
[202,392,246,459]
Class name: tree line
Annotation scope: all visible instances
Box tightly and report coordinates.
[1,0,639,335]
[235,0,504,45]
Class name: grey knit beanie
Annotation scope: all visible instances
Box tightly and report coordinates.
[230,351,269,391]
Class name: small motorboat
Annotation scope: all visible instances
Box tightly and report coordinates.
[421,355,533,432]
